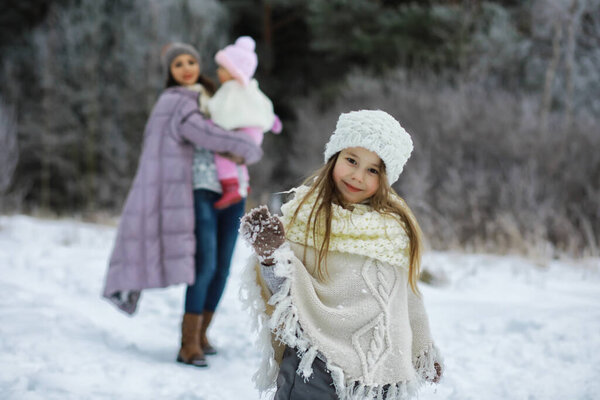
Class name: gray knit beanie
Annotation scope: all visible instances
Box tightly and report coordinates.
[161,42,202,76]
[324,110,414,185]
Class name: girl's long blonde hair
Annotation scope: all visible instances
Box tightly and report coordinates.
[287,153,423,294]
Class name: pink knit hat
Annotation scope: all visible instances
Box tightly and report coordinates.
[215,36,258,86]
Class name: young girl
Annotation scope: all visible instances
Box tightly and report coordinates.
[207,36,281,209]
[240,110,443,399]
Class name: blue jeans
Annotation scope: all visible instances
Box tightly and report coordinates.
[185,189,245,314]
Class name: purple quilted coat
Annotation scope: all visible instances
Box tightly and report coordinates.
[103,86,263,314]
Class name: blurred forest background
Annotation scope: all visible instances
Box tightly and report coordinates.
[0,0,599,259]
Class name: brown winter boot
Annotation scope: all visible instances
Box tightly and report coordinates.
[200,311,217,355]
[176,313,207,367]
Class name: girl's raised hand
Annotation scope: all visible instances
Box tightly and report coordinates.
[431,362,443,383]
[240,205,285,265]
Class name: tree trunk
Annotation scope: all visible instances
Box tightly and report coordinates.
[540,19,563,132]
[40,12,59,211]
[564,0,580,128]
[0,99,18,193]
[261,1,274,74]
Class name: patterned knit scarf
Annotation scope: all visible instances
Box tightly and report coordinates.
[279,185,410,269]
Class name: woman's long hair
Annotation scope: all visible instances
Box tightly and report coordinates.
[287,152,424,294]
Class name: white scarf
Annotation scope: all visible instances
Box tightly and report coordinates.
[279,185,410,269]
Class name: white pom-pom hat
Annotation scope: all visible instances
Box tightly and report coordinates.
[324,109,413,185]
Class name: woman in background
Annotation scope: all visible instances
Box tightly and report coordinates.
[103,42,263,368]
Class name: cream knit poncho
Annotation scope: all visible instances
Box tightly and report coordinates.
[240,186,443,400]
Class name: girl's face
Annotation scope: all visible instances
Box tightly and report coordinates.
[332,147,382,204]
[217,66,234,84]
[170,54,200,86]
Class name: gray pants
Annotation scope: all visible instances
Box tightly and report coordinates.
[274,347,338,400]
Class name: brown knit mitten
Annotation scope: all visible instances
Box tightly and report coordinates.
[240,205,285,265]
[432,362,442,383]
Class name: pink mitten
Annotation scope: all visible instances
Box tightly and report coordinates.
[271,115,282,134]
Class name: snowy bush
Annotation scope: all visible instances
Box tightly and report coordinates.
[285,70,600,258]
[0,0,228,211]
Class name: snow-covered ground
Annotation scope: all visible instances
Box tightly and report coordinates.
[0,215,599,400]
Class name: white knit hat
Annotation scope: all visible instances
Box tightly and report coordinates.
[324,110,413,185]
